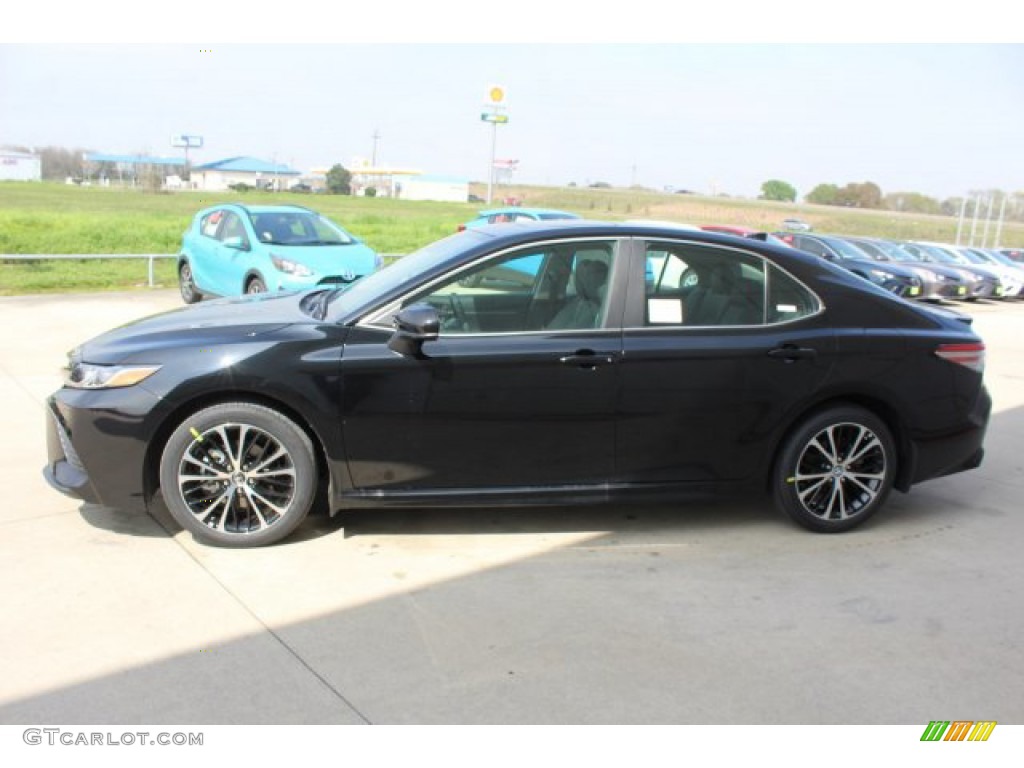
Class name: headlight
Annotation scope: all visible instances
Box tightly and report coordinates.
[270,255,314,277]
[66,362,161,389]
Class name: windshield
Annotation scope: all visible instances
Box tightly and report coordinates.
[821,236,870,261]
[985,250,1019,267]
[325,231,480,319]
[249,211,354,246]
[846,240,886,260]
[912,243,959,264]
[870,240,915,262]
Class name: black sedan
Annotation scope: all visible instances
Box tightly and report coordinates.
[44,222,991,547]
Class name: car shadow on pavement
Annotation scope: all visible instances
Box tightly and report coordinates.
[79,503,173,539]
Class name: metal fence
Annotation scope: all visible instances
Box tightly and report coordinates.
[1,254,175,287]
[1,253,403,288]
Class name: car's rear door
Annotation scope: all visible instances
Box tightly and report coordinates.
[616,237,837,485]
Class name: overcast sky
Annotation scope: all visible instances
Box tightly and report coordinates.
[2,41,1022,200]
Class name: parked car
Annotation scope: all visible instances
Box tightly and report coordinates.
[900,241,1002,300]
[458,207,581,232]
[776,232,924,299]
[781,218,812,232]
[701,225,794,249]
[838,236,968,301]
[44,221,990,547]
[957,247,1024,298]
[177,204,381,303]
[976,248,1024,294]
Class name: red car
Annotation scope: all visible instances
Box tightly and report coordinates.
[701,225,794,248]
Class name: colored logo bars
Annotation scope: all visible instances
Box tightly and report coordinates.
[920,721,997,741]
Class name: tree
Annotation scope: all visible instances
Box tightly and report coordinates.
[760,179,797,202]
[806,183,839,205]
[325,164,352,195]
[834,182,882,209]
[885,192,941,215]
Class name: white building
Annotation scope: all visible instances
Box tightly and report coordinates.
[192,156,301,192]
[399,174,470,203]
[0,150,42,181]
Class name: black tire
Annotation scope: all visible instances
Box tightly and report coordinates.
[246,276,267,295]
[179,261,202,304]
[773,405,896,533]
[159,403,316,547]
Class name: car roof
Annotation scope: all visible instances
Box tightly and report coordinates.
[477,207,580,217]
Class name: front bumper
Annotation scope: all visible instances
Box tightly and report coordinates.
[42,386,168,512]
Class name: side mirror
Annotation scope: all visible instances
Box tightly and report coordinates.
[388,303,440,356]
[223,236,249,251]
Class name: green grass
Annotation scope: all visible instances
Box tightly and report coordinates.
[2,181,1022,295]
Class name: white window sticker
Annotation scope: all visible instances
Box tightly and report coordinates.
[775,304,798,314]
[648,298,684,324]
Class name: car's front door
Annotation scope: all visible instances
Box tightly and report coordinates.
[339,238,625,493]
[617,238,836,485]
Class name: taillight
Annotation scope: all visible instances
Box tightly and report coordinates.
[935,342,985,373]
[457,224,466,232]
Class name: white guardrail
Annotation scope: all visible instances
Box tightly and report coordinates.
[2,254,175,287]
[1,253,403,288]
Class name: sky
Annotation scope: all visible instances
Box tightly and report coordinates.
[2,14,1023,201]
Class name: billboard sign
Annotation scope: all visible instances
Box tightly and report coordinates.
[170,135,204,149]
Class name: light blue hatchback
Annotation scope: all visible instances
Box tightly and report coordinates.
[177,204,381,303]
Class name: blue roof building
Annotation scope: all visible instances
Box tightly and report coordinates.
[193,156,301,191]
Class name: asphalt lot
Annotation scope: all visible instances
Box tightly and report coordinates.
[1,289,1022,725]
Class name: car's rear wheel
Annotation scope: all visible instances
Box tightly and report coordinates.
[159,403,316,547]
[246,276,267,295]
[773,405,895,533]
[179,261,202,304]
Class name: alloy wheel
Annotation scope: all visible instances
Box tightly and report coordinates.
[792,422,887,522]
[177,422,297,535]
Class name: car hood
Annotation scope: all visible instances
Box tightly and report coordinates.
[75,291,313,365]
[264,242,378,276]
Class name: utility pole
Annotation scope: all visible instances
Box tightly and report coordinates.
[371,129,381,167]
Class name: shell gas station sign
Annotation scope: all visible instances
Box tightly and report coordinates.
[481,84,508,124]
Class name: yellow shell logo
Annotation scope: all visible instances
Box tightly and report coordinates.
[489,86,505,103]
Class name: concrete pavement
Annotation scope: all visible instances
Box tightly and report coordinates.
[1,290,1022,724]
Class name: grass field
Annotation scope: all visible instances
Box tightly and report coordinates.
[2,181,1022,295]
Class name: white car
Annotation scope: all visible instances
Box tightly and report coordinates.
[782,218,812,232]
[962,247,1024,298]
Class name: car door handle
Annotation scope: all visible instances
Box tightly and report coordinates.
[767,344,818,362]
[559,350,617,369]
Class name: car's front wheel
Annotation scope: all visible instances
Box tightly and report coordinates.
[773,405,896,533]
[159,402,317,547]
[179,261,202,304]
[246,276,267,295]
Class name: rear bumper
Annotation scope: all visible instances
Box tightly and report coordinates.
[904,385,991,488]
